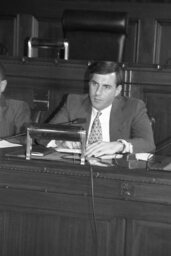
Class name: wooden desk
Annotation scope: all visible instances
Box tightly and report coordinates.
[0,150,171,256]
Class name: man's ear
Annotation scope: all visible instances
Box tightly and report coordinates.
[115,84,122,96]
[0,80,7,93]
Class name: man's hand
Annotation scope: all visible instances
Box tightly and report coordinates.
[85,141,124,158]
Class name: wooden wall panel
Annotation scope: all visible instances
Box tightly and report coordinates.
[32,16,63,58]
[17,14,39,57]
[154,19,171,65]
[36,17,63,41]
[145,90,171,145]
[0,15,18,56]
[127,220,171,256]
[30,3,171,65]
[0,14,39,57]
[124,66,171,146]
[127,85,171,145]
[3,3,171,64]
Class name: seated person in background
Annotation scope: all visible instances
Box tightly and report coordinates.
[0,62,31,139]
[49,61,155,158]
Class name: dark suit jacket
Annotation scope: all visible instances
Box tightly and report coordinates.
[0,95,31,138]
[50,94,155,153]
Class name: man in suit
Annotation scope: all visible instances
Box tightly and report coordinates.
[49,61,155,158]
[0,62,30,138]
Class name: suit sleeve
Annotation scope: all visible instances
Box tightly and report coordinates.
[14,101,31,134]
[49,94,83,124]
[49,95,71,124]
[127,100,155,153]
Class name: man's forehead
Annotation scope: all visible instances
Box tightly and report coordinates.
[91,73,117,83]
[93,72,116,76]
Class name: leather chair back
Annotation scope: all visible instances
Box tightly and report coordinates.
[62,9,128,62]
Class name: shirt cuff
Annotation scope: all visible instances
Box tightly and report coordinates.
[117,139,133,154]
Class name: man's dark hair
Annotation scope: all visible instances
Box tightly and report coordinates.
[0,62,6,81]
[88,61,124,86]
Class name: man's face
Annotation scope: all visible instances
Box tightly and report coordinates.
[0,79,7,98]
[89,73,121,111]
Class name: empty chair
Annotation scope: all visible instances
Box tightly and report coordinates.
[27,37,69,60]
[62,9,128,62]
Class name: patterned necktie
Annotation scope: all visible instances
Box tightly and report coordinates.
[88,111,102,144]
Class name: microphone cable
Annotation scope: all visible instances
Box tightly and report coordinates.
[1,132,26,141]
[51,118,86,125]
[89,164,98,256]
[145,153,154,171]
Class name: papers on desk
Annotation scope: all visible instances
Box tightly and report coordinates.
[47,139,81,154]
[135,153,153,161]
[55,147,81,154]
[0,140,22,148]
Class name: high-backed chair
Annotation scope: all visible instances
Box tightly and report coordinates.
[62,9,128,62]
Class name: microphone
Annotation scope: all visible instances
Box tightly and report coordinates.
[155,138,171,154]
[1,132,26,141]
[60,118,86,125]
[1,119,86,141]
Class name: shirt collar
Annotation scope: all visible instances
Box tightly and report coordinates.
[92,104,112,116]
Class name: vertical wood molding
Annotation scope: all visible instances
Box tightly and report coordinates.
[153,19,162,64]
[126,18,141,63]
[153,18,171,65]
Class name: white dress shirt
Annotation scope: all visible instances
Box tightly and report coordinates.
[88,105,133,153]
[88,105,112,142]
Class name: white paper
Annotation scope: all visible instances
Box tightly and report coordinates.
[55,147,81,154]
[47,140,81,154]
[135,153,153,161]
[0,140,22,148]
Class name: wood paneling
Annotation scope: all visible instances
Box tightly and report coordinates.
[125,66,171,145]
[0,14,18,56]
[2,4,171,64]
[154,19,171,65]
[127,220,171,256]
[125,18,140,63]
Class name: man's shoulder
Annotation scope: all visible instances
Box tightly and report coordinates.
[67,93,89,104]
[6,98,28,107]
[120,96,145,107]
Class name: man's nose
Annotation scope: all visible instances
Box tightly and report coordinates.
[96,85,103,95]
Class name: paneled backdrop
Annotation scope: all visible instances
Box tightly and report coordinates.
[1,2,171,65]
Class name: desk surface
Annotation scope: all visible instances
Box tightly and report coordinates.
[1,147,171,189]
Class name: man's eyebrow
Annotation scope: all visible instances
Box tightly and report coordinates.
[90,80,113,87]
[102,83,113,87]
